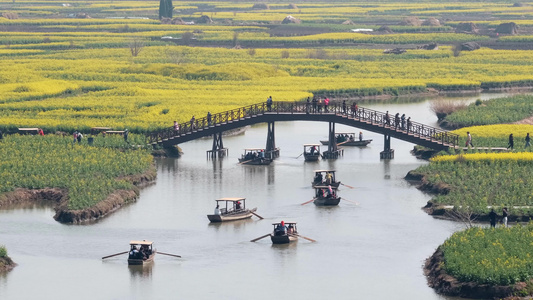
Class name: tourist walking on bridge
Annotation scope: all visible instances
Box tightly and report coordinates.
[406,117,412,133]
[342,100,347,114]
[384,111,390,126]
[190,116,196,130]
[207,111,212,126]
[394,113,400,130]
[324,97,330,112]
[306,97,310,114]
[267,96,272,112]
[525,133,530,148]
[351,102,358,117]
[312,97,317,113]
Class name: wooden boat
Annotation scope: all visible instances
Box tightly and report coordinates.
[207,197,257,222]
[320,132,372,147]
[270,222,298,244]
[238,148,273,165]
[127,240,156,265]
[313,185,341,206]
[311,170,340,188]
[303,144,321,161]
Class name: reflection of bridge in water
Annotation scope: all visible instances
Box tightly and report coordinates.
[148,101,459,159]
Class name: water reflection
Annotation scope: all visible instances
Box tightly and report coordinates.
[383,159,391,180]
[207,218,255,234]
[128,264,153,280]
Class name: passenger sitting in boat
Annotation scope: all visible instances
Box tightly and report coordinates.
[214,205,221,215]
[287,224,294,234]
[314,172,323,183]
[129,246,139,259]
[326,185,334,198]
[349,135,354,141]
[359,132,363,141]
[140,246,147,260]
[310,146,316,155]
[275,221,287,236]
[235,201,242,210]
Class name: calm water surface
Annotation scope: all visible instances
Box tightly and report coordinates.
[0,94,513,300]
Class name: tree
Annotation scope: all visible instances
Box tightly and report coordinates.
[129,37,144,57]
[159,0,173,19]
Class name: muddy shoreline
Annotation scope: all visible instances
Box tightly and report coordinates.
[0,256,16,272]
[424,248,529,299]
[0,166,157,224]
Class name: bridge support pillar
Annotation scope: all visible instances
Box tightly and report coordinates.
[323,121,343,159]
[206,131,228,159]
[265,122,280,159]
[380,134,394,159]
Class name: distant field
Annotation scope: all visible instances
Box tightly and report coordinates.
[0,1,532,133]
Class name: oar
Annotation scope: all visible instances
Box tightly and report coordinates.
[289,233,316,243]
[301,199,315,205]
[337,140,350,146]
[295,152,304,159]
[102,251,128,259]
[251,212,264,219]
[238,159,254,164]
[341,197,359,205]
[340,182,355,189]
[158,251,181,258]
[250,233,271,242]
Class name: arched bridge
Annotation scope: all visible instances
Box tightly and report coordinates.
[148,101,459,157]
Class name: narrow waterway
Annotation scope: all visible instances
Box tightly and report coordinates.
[0,93,514,300]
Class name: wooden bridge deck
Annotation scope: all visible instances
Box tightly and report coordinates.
[148,101,460,151]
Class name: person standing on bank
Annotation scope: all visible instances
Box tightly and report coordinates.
[507,133,514,150]
[525,133,530,148]
[465,131,474,147]
[489,208,497,228]
[502,207,508,227]
[123,129,129,143]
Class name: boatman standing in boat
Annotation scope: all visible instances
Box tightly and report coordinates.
[314,172,323,184]
[325,172,333,185]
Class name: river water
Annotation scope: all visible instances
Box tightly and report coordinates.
[0,93,513,300]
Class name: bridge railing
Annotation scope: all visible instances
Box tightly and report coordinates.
[148,102,267,144]
[148,100,458,148]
